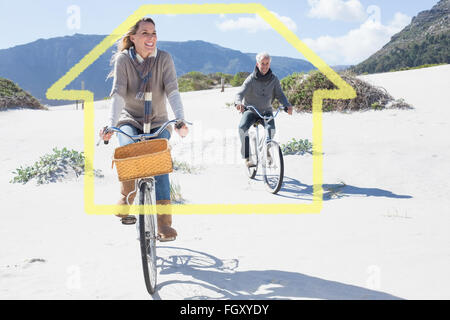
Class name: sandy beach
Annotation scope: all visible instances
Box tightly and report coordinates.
[1,64,449,299]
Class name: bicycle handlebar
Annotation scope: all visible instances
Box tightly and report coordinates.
[245,105,282,122]
[97,119,192,146]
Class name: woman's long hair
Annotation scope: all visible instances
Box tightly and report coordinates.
[108,17,155,78]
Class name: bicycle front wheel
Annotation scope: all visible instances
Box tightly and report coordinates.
[138,181,157,295]
[263,141,284,194]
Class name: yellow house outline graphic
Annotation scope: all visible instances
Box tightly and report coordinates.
[46,3,356,215]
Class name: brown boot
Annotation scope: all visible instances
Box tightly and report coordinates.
[116,180,137,224]
[156,200,177,241]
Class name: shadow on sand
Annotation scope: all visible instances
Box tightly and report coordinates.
[154,246,403,300]
[263,176,413,201]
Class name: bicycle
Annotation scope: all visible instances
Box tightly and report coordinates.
[245,105,285,194]
[100,118,191,295]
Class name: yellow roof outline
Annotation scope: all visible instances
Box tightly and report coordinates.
[46,3,356,215]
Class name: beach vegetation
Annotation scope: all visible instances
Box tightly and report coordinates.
[10,147,103,185]
[173,159,201,174]
[170,179,184,203]
[0,77,47,110]
[230,72,250,87]
[281,138,313,155]
[178,71,248,92]
[278,70,413,112]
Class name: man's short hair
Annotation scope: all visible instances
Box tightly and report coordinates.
[256,52,271,63]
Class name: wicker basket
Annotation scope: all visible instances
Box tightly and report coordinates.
[112,138,173,181]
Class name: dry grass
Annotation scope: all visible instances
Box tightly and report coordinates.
[279,71,413,113]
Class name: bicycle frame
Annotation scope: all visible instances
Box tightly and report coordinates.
[247,105,282,162]
[245,105,285,193]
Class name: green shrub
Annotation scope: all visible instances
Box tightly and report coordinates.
[279,70,413,112]
[281,138,313,155]
[230,72,250,87]
[208,72,233,84]
[178,72,212,92]
[0,77,46,110]
[177,71,236,92]
[371,102,383,110]
[178,78,197,92]
[279,71,334,112]
[280,72,305,91]
[10,147,103,185]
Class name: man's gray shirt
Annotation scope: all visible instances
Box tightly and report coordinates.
[235,72,290,114]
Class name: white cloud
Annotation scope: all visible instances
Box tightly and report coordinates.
[216,12,297,33]
[217,15,266,33]
[303,12,412,65]
[276,13,298,31]
[389,12,412,30]
[307,0,367,22]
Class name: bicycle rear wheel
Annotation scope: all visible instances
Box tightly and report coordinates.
[247,133,259,179]
[138,181,157,295]
[263,141,284,194]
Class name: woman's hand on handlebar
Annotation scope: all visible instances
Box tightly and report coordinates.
[99,126,114,142]
[175,121,189,138]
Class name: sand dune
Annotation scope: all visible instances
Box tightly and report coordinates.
[1,65,449,299]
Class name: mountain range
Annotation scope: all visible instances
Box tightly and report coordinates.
[353,0,450,74]
[0,34,315,105]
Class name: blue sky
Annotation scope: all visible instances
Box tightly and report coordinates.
[0,0,438,65]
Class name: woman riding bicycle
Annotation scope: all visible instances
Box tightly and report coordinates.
[235,52,293,167]
[99,17,188,241]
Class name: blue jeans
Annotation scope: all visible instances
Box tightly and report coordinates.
[238,110,276,159]
[118,124,171,201]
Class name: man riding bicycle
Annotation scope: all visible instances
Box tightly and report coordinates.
[235,52,293,167]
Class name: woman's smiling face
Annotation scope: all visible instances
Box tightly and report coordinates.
[130,21,157,59]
